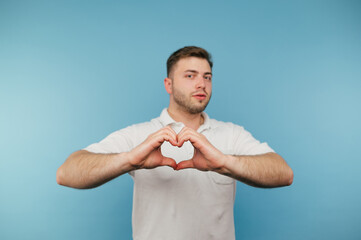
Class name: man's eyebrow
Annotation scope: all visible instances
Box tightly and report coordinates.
[184,70,198,73]
[184,70,212,75]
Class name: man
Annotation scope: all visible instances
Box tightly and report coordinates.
[57,46,293,240]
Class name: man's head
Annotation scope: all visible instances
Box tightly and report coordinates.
[165,46,213,114]
[167,46,213,78]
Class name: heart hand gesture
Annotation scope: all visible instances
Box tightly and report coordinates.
[128,126,179,170]
[175,127,226,172]
[128,126,227,173]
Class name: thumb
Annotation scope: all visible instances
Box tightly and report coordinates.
[160,157,177,170]
[176,160,194,170]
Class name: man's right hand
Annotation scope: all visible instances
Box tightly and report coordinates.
[57,126,179,189]
[127,126,178,170]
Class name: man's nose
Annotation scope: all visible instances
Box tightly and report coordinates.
[195,77,206,89]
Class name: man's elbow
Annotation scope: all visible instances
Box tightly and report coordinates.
[286,168,294,186]
[56,166,65,186]
[56,166,83,189]
[56,150,84,187]
[274,153,294,186]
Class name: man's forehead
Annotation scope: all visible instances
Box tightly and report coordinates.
[174,57,212,72]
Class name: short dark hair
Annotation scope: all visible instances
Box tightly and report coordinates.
[167,46,213,77]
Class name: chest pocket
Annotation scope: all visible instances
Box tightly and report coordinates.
[209,171,235,185]
[208,148,235,185]
[203,130,236,185]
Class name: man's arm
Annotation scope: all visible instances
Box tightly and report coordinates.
[221,152,293,188]
[56,150,133,189]
[176,127,293,188]
[57,126,178,189]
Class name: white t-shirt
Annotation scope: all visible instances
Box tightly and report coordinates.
[84,109,274,240]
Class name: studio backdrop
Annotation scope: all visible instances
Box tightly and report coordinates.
[1,0,360,239]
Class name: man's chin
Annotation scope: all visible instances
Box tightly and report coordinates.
[187,103,209,114]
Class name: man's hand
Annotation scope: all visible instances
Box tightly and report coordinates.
[128,126,179,170]
[175,127,227,172]
[173,127,293,188]
[56,126,180,189]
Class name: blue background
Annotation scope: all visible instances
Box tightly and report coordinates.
[1,0,360,239]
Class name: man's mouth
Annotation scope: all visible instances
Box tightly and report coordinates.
[192,93,207,100]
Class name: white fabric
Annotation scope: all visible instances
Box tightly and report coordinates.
[84,108,274,240]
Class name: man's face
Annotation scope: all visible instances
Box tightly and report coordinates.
[169,57,212,114]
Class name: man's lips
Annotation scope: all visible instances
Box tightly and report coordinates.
[192,93,207,100]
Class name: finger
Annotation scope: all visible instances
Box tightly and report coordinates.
[177,127,194,147]
[178,130,199,148]
[176,160,194,170]
[163,126,178,138]
[149,134,169,148]
[160,157,177,170]
[163,133,178,146]
[151,129,177,147]
[177,126,193,138]
[160,127,178,145]
[165,125,178,136]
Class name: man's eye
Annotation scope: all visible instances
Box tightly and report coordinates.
[205,76,212,81]
[187,75,193,78]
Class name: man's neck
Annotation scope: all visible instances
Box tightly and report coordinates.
[167,107,204,131]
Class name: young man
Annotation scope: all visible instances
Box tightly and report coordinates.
[57,46,293,240]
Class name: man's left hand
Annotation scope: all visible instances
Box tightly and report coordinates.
[175,127,227,172]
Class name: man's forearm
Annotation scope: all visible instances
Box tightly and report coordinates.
[221,152,293,188]
[56,150,133,189]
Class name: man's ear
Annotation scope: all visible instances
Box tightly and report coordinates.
[164,77,172,94]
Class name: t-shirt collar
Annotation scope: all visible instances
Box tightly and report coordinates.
[159,108,211,132]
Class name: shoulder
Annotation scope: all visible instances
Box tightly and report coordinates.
[209,118,245,133]
[114,116,163,136]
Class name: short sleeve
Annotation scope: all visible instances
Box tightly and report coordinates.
[232,124,275,155]
[83,126,136,154]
